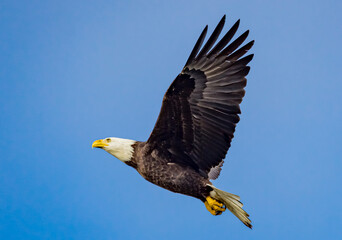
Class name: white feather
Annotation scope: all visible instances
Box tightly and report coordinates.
[103,137,136,162]
[208,184,252,228]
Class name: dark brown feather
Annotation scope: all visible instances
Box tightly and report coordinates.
[147,16,254,180]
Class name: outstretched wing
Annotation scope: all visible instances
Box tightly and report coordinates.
[147,15,254,180]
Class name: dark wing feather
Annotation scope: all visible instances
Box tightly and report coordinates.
[148,16,254,180]
[185,26,208,66]
[196,15,226,60]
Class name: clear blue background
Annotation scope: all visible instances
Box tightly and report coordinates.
[1,0,341,239]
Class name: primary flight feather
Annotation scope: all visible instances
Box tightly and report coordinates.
[92,15,254,228]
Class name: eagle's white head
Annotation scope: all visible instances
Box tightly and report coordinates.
[92,137,136,162]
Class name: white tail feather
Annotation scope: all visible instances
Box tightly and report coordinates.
[208,184,252,228]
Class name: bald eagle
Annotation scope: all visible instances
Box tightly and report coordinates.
[92,15,254,228]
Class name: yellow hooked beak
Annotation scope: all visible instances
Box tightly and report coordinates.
[92,139,109,148]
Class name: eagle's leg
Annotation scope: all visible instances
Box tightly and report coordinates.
[204,196,226,215]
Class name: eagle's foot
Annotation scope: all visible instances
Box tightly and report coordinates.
[204,196,226,215]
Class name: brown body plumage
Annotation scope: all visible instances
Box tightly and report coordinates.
[130,142,211,201]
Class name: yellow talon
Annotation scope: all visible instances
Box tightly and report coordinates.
[212,204,226,211]
[207,196,224,208]
[204,196,226,216]
[205,201,218,215]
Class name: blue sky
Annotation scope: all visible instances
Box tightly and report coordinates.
[1,0,341,239]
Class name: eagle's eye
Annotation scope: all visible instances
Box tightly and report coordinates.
[106,138,111,143]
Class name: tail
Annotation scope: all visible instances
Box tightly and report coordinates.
[208,184,252,228]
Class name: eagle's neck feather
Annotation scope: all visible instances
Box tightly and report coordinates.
[105,137,136,162]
